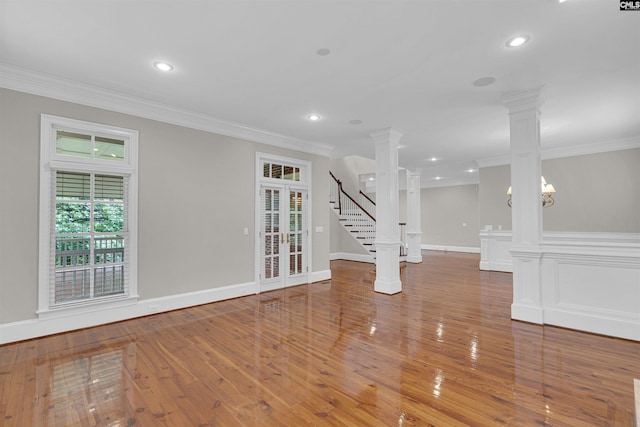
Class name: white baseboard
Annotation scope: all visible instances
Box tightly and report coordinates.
[330,252,375,263]
[479,260,513,272]
[543,307,640,342]
[310,269,332,282]
[421,244,481,254]
[0,281,257,345]
[0,270,334,345]
[511,302,544,324]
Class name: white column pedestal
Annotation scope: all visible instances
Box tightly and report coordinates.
[406,231,422,263]
[510,246,544,323]
[374,241,402,294]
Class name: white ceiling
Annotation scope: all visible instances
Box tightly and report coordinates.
[1,0,639,186]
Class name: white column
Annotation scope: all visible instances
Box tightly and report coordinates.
[503,88,544,324]
[371,128,404,294]
[405,169,422,263]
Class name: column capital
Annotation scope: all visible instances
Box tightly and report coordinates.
[502,87,545,114]
[370,127,406,145]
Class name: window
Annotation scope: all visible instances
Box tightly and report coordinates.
[263,162,301,181]
[39,115,138,315]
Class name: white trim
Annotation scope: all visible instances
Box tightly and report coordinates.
[421,244,481,254]
[475,136,640,168]
[255,153,312,292]
[1,63,333,157]
[39,114,139,315]
[330,252,376,264]
[0,281,256,345]
[634,378,640,427]
[309,269,331,283]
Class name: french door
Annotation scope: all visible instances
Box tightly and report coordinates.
[260,185,308,292]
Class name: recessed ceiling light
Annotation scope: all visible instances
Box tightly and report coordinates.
[467,169,475,173]
[435,176,442,180]
[506,35,530,48]
[307,114,321,121]
[430,157,438,162]
[316,48,331,56]
[348,119,363,125]
[153,61,174,72]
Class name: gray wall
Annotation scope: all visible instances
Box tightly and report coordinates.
[416,185,480,248]
[478,165,512,231]
[478,148,640,233]
[329,155,376,196]
[0,88,330,324]
[542,149,640,232]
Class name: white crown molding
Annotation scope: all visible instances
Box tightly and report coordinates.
[475,136,640,168]
[0,63,333,157]
[475,154,512,168]
[539,136,640,161]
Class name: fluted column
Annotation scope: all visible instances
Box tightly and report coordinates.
[503,88,544,324]
[371,128,404,294]
[405,169,422,263]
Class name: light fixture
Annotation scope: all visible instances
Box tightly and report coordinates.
[307,114,320,121]
[507,176,556,208]
[153,61,174,72]
[506,35,530,48]
[430,157,438,162]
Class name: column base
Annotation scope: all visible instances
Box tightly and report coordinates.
[374,278,402,295]
[405,231,422,263]
[374,240,402,294]
[511,302,544,324]
[405,255,422,263]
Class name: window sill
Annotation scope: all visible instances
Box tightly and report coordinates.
[37,295,139,320]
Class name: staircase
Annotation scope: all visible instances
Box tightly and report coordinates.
[329,172,406,261]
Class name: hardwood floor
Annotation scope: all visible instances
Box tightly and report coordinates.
[2,251,639,426]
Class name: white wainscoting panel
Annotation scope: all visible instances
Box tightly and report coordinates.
[479,230,513,272]
[540,233,640,341]
[479,230,640,341]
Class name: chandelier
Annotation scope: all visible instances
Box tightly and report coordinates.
[507,176,556,208]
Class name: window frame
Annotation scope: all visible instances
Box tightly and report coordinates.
[38,115,139,317]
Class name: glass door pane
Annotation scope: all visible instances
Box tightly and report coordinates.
[288,189,306,278]
[259,186,307,292]
[262,188,281,281]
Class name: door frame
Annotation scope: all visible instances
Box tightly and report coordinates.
[255,153,312,294]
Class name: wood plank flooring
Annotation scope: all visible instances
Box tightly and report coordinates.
[1,251,639,426]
